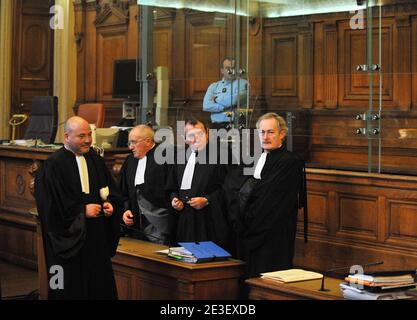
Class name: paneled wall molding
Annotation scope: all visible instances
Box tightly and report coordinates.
[94,1,129,29]
[154,7,176,21]
[54,0,77,142]
[297,21,313,108]
[294,168,417,271]
[73,0,86,10]
[394,14,411,110]
[412,16,417,110]
[381,2,417,17]
[0,0,13,140]
[314,20,338,109]
[11,0,54,139]
[85,0,98,12]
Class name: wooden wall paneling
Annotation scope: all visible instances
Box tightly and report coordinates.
[225,14,235,59]
[314,22,325,109]
[74,0,86,102]
[337,18,394,109]
[314,21,338,109]
[337,21,366,108]
[11,0,54,138]
[85,5,98,101]
[2,159,36,212]
[412,15,417,109]
[322,21,338,109]
[297,21,313,109]
[294,169,417,271]
[337,193,378,241]
[328,191,338,236]
[185,12,227,105]
[237,15,248,78]
[269,33,298,100]
[95,4,129,102]
[127,4,138,59]
[393,16,411,111]
[172,9,186,101]
[377,195,387,242]
[0,156,37,268]
[248,17,263,98]
[113,266,136,300]
[299,187,330,235]
[247,17,265,125]
[0,224,36,269]
[264,20,308,108]
[386,200,417,248]
[310,114,368,147]
[153,11,174,77]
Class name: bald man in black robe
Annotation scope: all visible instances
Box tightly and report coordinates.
[35,116,122,300]
[119,125,173,245]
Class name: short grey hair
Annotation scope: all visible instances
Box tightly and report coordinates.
[131,124,155,141]
[256,112,288,133]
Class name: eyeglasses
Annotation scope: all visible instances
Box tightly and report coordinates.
[184,130,206,141]
[128,138,147,146]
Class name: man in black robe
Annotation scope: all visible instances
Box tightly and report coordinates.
[166,118,234,253]
[226,113,307,279]
[120,125,173,245]
[34,116,122,300]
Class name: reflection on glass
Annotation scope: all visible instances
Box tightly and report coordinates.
[134,0,417,174]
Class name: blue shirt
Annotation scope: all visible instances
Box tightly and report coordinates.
[203,78,248,123]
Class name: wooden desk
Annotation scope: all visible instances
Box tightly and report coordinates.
[0,145,128,268]
[246,276,344,300]
[112,237,245,300]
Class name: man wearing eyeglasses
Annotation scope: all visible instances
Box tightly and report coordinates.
[166,118,234,253]
[203,57,248,130]
[119,125,173,245]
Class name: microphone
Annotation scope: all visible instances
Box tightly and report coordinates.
[319,261,384,292]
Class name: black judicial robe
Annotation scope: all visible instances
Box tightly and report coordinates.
[225,146,306,278]
[34,147,122,300]
[119,145,173,244]
[166,144,234,253]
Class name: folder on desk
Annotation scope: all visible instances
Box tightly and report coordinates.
[178,241,231,263]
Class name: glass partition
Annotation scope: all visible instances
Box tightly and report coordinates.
[134,0,415,175]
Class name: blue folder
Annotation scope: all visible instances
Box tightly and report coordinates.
[178,241,231,263]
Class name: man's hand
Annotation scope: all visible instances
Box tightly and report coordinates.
[103,202,113,217]
[171,197,184,211]
[188,197,209,210]
[85,204,102,218]
[122,210,134,225]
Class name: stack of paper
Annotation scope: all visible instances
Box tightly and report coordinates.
[156,241,231,264]
[340,283,414,300]
[168,246,198,263]
[261,269,323,283]
[344,272,416,291]
[340,270,417,299]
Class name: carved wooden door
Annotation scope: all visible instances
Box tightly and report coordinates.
[11,0,54,138]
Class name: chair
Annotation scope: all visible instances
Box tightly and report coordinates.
[77,103,105,128]
[24,96,58,144]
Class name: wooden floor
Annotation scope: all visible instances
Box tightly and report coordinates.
[0,259,38,300]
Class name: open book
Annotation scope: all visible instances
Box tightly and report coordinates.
[261,269,323,283]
